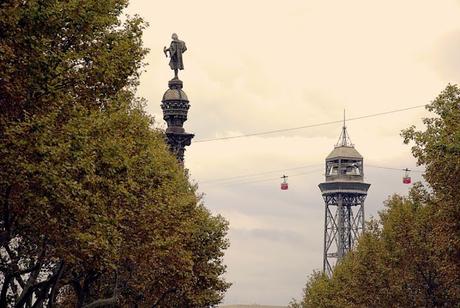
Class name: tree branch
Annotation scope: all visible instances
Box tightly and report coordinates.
[15,278,50,308]
[0,274,13,307]
[47,261,65,308]
[15,261,62,308]
[15,245,46,307]
[81,271,119,308]
[1,185,13,248]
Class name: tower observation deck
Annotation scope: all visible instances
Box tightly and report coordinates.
[318,120,370,277]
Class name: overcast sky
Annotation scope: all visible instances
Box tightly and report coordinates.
[127,1,460,305]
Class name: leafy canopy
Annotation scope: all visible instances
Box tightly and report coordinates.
[0,0,230,307]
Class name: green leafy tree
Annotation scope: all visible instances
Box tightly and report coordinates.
[0,0,146,122]
[0,0,230,307]
[1,99,230,307]
[402,84,460,301]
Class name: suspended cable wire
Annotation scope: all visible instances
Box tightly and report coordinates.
[199,163,322,184]
[198,163,424,186]
[195,105,426,143]
[208,168,324,186]
[367,164,424,173]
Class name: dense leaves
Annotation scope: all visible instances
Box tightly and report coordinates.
[0,0,229,307]
[0,0,146,121]
[290,85,460,307]
[402,84,460,303]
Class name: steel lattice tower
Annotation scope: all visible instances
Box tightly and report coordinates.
[318,120,370,277]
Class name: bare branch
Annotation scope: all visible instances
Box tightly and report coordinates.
[47,261,65,308]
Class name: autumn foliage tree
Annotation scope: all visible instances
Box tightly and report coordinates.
[290,84,460,307]
[0,0,229,307]
[402,84,460,303]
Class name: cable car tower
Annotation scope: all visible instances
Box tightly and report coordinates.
[318,116,370,277]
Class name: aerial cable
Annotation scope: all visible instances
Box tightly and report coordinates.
[204,168,324,186]
[199,163,322,184]
[199,164,424,186]
[366,164,424,173]
[195,104,426,143]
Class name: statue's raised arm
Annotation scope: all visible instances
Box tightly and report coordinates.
[164,33,187,80]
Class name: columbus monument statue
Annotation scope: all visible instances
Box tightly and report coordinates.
[163,33,187,79]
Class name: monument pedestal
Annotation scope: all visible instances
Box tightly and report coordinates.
[161,78,194,164]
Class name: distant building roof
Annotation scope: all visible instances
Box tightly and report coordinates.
[326,145,362,160]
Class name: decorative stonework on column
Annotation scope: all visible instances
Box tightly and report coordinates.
[161,78,194,164]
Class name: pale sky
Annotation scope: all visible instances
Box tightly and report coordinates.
[127,1,460,305]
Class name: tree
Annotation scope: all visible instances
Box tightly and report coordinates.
[0,0,230,306]
[291,192,453,307]
[289,271,334,308]
[0,0,146,122]
[402,84,460,301]
[290,84,460,307]
[1,99,230,307]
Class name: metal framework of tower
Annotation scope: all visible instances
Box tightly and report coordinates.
[161,78,194,164]
[318,121,370,277]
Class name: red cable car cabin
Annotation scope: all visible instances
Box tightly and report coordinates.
[403,168,411,184]
[403,177,411,184]
[281,175,288,190]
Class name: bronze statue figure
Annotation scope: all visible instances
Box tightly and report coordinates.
[164,33,187,79]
